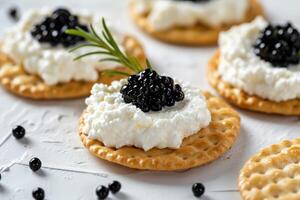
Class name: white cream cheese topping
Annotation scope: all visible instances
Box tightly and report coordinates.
[132,0,249,31]
[218,17,300,102]
[1,9,124,85]
[83,79,211,151]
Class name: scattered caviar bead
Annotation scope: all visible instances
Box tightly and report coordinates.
[8,7,19,21]
[29,157,42,172]
[120,69,185,112]
[30,8,88,47]
[254,22,300,67]
[96,185,109,200]
[192,183,205,198]
[0,173,1,181]
[32,187,45,200]
[108,181,121,194]
[12,125,26,139]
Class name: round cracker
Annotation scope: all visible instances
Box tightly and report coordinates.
[79,91,240,171]
[0,36,145,100]
[239,138,300,200]
[129,0,264,46]
[207,51,300,115]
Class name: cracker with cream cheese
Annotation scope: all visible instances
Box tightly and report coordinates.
[79,91,240,171]
[129,0,264,46]
[0,36,145,100]
[208,51,300,115]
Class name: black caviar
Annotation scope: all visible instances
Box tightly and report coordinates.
[30,8,88,47]
[108,181,121,194]
[12,125,26,139]
[29,157,42,172]
[96,185,109,200]
[254,22,300,67]
[8,7,19,21]
[192,183,205,198]
[32,187,45,200]
[120,69,185,112]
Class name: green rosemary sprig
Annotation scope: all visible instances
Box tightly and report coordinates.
[66,18,151,75]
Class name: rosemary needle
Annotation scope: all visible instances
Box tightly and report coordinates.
[66,18,152,76]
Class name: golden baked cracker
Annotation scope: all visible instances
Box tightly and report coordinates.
[129,0,264,46]
[79,91,240,171]
[239,138,300,200]
[0,36,146,100]
[207,51,300,115]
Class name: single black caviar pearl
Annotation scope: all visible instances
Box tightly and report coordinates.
[166,98,175,107]
[192,183,205,198]
[8,7,19,21]
[0,173,1,181]
[12,125,26,139]
[174,90,185,102]
[32,187,45,200]
[52,8,71,18]
[108,181,122,194]
[96,185,109,200]
[29,157,42,172]
[254,22,300,67]
[120,69,185,112]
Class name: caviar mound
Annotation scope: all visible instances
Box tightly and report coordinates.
[120,69,185,112]
[254,22,300,67]
[30,8,88,47]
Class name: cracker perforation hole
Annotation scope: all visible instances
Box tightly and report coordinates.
[292,188,298,193]
[182,157,188,161]
[203,147,209,151]
[288,173,295,179]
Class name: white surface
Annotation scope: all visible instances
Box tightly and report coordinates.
[0,0,299,200]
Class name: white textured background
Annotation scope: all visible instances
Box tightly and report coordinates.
[0,0,299,199]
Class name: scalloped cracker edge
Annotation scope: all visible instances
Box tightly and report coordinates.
[79,91,240,171]
[208,51,300,115]
[239,138,300,200]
